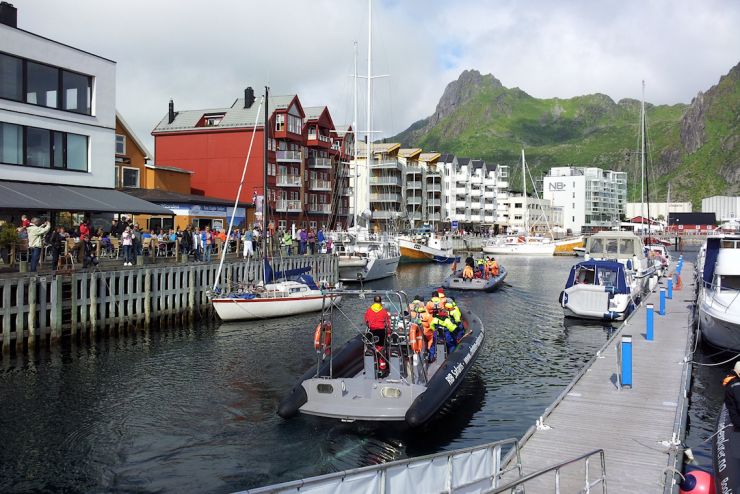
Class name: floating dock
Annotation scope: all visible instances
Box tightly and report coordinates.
[502,263,695,492]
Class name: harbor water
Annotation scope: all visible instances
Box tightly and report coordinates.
[0,255,722,492]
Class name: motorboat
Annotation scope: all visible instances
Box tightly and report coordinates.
[399,233,458,263]
[442,258,507,292]
[574,247,586,257]
[278,290,485,427]
[697,236,740,351]
[584,230,658,292]
[333,229,400,282]
[645,241,672,277]
[482,234,556,256]
[559,260,639,321]
[211,260,342,321]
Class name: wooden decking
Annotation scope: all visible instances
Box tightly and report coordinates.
[504,264,695,493]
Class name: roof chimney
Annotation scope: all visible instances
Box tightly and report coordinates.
[0,2,17,28]
[168,99,175,124]
[244,87,255,109]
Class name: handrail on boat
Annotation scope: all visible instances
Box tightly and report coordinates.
[485,449,607,494]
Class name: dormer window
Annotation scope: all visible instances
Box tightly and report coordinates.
[202,113,224,127]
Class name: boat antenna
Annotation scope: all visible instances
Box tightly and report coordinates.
[212,92,264,292]
[263,86,269,284]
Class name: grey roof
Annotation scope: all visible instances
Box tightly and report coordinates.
[152,94,297,133]
[124,188,251,208]
[303,106,327,120]
[471,159,485,170]
[0,181,173,215]
[334,125,352,138]
[439,153,455,163]
[457,157,471,166]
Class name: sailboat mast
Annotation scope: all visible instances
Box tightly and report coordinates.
[366,0,373,229]
[521,149,528,236]
[263,86,269,278]
[640,80,646,232]
[352,41,359,230]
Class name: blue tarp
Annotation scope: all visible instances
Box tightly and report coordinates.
[565,260,629,294]
[703,237,721,284]
[263,259,312,284]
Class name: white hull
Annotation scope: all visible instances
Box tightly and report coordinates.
[213,292,341,321]
[561,285,635,321]
[483,242,555,256]
[339,255,399,282]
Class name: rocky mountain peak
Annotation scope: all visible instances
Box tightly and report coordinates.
[434,69,502,123]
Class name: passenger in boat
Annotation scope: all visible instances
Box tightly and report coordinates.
[416,305,436,363]
[426,295,441,315]
[435,288,447,307]
[490,257,500,277]
[723,362,740,430]
[462,263,474,281]
[431,309,459,354]
[365,295,391,377]
[446,301,463,338]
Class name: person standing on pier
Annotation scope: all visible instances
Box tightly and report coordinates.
[723,362,740,430]
[27,218,50,272]
[121,226,134,266]
[49,225,66,271]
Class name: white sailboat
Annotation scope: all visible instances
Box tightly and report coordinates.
[209,88,341,321]
[335,0,400,282]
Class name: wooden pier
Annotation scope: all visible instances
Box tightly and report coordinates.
[503,263,695,493]
[0,255,338,355]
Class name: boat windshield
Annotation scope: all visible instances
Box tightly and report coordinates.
[619,238,634,255]
[598,269,618,288]
[590,238,603,254]
[721,275,740,291]
[576,268,596,284]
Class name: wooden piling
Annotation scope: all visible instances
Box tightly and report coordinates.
[90,273,98,336]
[50,276,62,344]
[2,279,10,354]
[144,268,151,330]
[27,277,37,349]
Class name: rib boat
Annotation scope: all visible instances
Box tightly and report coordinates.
[278,290,485,427]
[442,264,507,292]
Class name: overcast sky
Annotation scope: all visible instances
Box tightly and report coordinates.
[14,0,740,154]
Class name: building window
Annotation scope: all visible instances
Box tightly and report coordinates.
[26,127,51,167]
[121,167,139,188]
[26,61,58,108]
[62,70,91,114]
[278,220,287,230]
[203,113,224,126]
[275,114,285,132]
[0,122,22,164]
[115,134,126,154]
[66,134,87,171]
[0,53,22,101]
[288,115,302,134]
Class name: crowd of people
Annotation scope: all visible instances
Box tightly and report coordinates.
[461,255,500,281]
[364,288,464,378]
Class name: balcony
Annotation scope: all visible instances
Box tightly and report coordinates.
[370,176,402,186]
[336,207,350,215]
[370,160,402,170]
[276,150,303,162]
[407,211,423,220]
[275,199,302,212]
[276,174,302,187]
[370,192,402,202]
[426,199,441,207]
[309,179,332,191]
[307,203,331,214]
[406,196,423,205]
[407,180,423,189]
[308,157,332,169]
[426,184,441,192]
[341,187,353,196]
[405,166,422,174]
[372,210,395,219]
[455,187,467,195]
[428,213,441,221]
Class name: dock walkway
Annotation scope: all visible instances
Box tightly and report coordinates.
[503,263,695,492]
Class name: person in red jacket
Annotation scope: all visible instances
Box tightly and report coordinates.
[364,295,391,377]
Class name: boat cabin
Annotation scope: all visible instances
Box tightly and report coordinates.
[565,261,629,294]
[586,231,645,260]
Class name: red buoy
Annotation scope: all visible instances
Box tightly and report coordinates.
[679,470,716,494]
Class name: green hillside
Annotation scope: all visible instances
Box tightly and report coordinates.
[390,64,739,207]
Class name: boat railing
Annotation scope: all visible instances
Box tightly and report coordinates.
[240,437,524,494]
[485,449,606,494]
[701,280,740,311]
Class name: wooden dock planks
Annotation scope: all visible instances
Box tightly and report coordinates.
[505,263,695,493]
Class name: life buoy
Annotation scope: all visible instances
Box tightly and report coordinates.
[314,322,332,350]
[409,323,423,353]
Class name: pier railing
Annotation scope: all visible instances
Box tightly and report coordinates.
[0,255,338,354]
[241,437,523,494]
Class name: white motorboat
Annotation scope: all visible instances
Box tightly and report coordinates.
[333,229,400,282]
[483,234,556,255]
[584,230,658,292]
[697,236,740,352]
[399,233,458,263]
[559,260,639,321]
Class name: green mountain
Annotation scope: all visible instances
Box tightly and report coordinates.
[389,63,739,207]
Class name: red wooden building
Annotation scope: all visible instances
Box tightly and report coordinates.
[152,90,352,231]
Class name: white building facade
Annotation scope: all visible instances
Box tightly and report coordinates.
[502,193,563,234]
[624,202,692,220]
[0,9,116,188]
[702,196,740,221]
[441,155,508,230]
[543,166,627,233]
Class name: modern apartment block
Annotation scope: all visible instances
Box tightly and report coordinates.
[542,166,627,233]
[501,192,564,233]
[152,91,353,232]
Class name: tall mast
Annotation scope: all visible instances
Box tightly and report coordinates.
[366,0,373,228]
[522,149,528,236]
[352,41,359,230]
[263,86,269,279]
[640,80,645,231]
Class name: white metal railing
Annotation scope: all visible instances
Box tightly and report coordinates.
[370,176,402,186]
[276,174,302,187]
[487,449,606,494]
[370,160,401,169]
[275,199,302,212]
[406,196,423,205]
[307,204,331,214]
[309,179,331,190]
[407,180,423,188]
[276,150,302,161]
[370,193,402,202]
[308,157,332,168]
[427,184,442,192]
[242,438,523,494]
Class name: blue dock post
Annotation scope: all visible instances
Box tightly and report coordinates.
[667,278,673,299]
[646,304,654,341]
[620,335,633,388]
[659,288,666,315]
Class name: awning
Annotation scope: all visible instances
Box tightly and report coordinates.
[0,180,173,215]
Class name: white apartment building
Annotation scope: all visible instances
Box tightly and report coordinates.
[625,202,692,220]
[0,3,167,219]
[543,166,627,233]
[502,193,563,234]
[702,196,740,221]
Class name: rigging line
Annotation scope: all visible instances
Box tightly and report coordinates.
[212,95,265,292]
[689,351,740,367]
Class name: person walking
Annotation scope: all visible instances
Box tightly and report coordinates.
[308,228,316,255]
[49,226,66,271]
[27,218,50,272]
[243,228,254,258]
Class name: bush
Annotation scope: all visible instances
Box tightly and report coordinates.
[0,223,18,248]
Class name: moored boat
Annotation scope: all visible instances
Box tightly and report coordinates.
[334,229,400,282]
[559,260,638,321]
[278,290,485,427]
[442,259,507,292]
[697,236,740,352]
[713,403,740,493]
[399,233,458,263]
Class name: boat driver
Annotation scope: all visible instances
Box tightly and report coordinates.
[723,361,740,430]
[365,295,391,377]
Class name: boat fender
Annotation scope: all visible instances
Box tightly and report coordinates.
[627,259,633,270]
[313,322,332,351]
[558,291,567,306]
[679,469,715,494]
